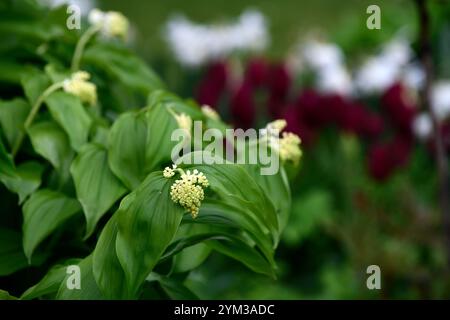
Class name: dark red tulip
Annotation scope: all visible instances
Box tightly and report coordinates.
[381,83,416,136]
[367,136,412,182]
[196,61,228,106]
[296,89,324,126]
[367,142,396,181]
[245,58,269,87]
[230,83,255,129]
[268,63,291,99]
[283,106,316,146]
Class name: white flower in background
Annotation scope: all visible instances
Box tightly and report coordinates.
[402,63,425,91]
[299,39,352,95]
[316,64,353,95]
[354,36,413,94]
[63,71,97,105]
[412,113,433,140]
[302,40,344,70]
[45,0,95,15]
[431,81,450,121]
[88,9,129,39]
[165,9,268,67]
[201,105,220,121]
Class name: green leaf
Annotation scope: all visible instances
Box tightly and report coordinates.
[22,189,81,261]
[1,161,43,204]
[206,235,276,278]
[0,228,28,276]
[27,121,73,170]
[245,165,291,232]
[21,69,51,106]
[56,255,104,300]
[108,111,147,189]
[0,98,30,148]
[21,260,81,300]
[92,215,127,299]
[156,276,199,300]
[45,92,92,152]
[0,289,17,300]
[144,103,179,172]
[180,158,279,244]
[70,144,127,238]
[115,172,184,298]
[0,136,16,180]
[83,43,164,94]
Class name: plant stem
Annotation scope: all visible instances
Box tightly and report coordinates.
[415,0,450,266]
[12,82,63,157]
[71,24,101,72]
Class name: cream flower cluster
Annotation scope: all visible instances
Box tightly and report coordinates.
[63,71,97,105]
[163,166,209,218]
[264,119,302,165]
[173,112,193,133]
[279,132,302,165]
[88,9,129,39]
[201,105,220,121]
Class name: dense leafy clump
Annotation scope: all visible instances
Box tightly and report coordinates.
[0,1,293,299]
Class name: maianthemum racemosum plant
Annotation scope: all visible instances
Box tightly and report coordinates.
[0,1,301,300]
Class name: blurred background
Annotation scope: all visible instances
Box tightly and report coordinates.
[47,0,450,298]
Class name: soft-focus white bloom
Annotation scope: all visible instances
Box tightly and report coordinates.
[316,64,353,95]
[302,40,344,70]
[354,37,413,94]
[412,113,433,140]
[379,38,412,66]
[431,81,450,120]
[299,39,352,95]
[402,63,425,91]
[165,10,268,67]
[354,57,400,94]
[88,9,129,39]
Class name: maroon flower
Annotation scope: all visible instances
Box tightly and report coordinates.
[367,136,412,182]
[230,83,255,129]
[267,63,291,99]
[196,61,228,106]
[295,89,324,127]
[245,58,269,87]
[283,106,316,146]
[381,83,416,136]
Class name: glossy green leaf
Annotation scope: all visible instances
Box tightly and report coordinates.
[108,111,147,189]
[1,161,43,204]
[22,189,81,261]
[45,92,92,152]
[0,98,30,148]
[21,260,81,300]
[245,165,291,232]
[115,172,184,298]
[0,228,28,276]
[83,43,164,94]
[0,136,16,180]
[144,103,179,172]
[207,235,276,278]
[92,215,127,299]
[21,69,51,106]
[70,144,127,238]
[27,121,73,170]
[56,255,104,300]
[0,289,17,300]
